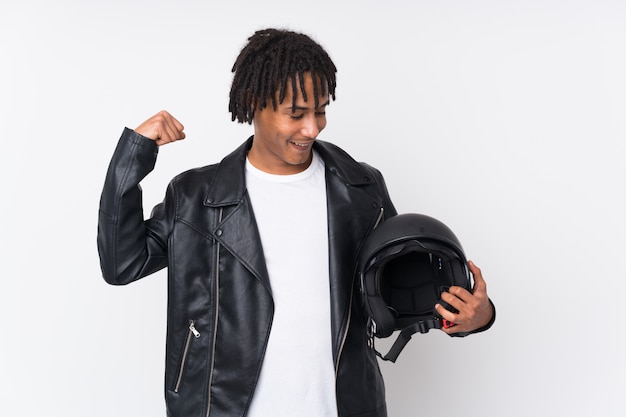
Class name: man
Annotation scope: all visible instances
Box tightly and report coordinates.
[98,28,494,417]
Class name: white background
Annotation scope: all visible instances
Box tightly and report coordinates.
[1,1,625,416]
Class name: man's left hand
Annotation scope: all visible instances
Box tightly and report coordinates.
[435,260,494,334]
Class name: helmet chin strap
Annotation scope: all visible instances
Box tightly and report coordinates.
[369,316,444,363]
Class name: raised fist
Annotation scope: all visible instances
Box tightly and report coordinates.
[135,110,186,146]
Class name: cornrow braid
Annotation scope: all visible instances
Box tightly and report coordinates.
[229,28,337,124]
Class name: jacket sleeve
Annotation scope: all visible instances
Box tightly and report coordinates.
[97,128,173,285]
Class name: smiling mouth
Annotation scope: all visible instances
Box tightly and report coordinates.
[290,140,312,149]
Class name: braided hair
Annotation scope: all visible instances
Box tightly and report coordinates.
[229,28,337,124]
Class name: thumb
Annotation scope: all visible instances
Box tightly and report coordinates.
[468,260,487,294]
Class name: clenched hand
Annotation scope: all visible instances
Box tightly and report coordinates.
[135,110,186,146]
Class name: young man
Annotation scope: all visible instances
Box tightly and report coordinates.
[98,28,494,417]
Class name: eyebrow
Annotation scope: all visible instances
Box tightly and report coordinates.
[291,99,330,112]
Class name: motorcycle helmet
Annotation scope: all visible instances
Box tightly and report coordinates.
[357,213,472,362]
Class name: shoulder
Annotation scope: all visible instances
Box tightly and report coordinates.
[167,137,251,204]
[315,139,397,217]
[172,163,219,185]
[314,140,386,184]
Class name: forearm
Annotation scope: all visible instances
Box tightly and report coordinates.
[97,128,167,285]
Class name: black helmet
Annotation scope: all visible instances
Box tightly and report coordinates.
[358,213,472,362]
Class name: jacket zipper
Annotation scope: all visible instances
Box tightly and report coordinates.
[372,206,385,230]
[174,320,201,393]
[206,208,223,417]
[335,207,384,385]
[335,282,354,383]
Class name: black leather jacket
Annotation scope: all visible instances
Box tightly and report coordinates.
[98,129,397,417]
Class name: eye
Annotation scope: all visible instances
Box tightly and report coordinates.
[315,111,326,117]
[290,114,304,120]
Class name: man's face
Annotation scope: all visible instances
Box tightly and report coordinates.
[249,73,329,175]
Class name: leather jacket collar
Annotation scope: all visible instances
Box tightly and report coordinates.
[203,136,376,208]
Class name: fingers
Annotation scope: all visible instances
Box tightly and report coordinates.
[159,113,185,146]
[434,302,457,323]
[468,260,487,296]
[437,260,493,334]
[135,110,186,146]
[440,285,466,308]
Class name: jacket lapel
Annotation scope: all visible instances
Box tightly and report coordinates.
[315,141,387,361]
[203,137,272,293]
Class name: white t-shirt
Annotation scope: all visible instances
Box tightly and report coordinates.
[245,151,338,417]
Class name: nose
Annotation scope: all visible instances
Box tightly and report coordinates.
[301,114,321,139]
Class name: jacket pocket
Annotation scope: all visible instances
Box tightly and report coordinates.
[173,320,201,393]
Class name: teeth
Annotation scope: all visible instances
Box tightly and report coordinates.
[291,141,308,148]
